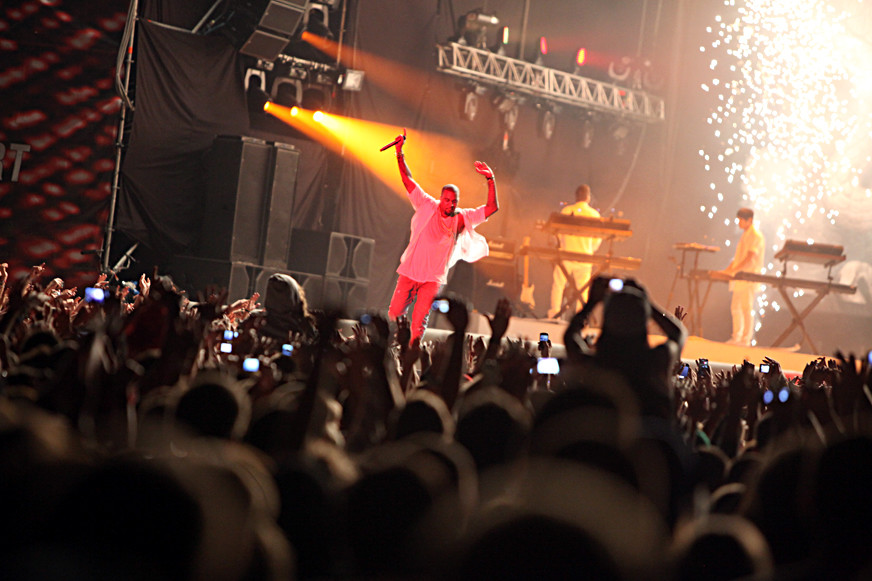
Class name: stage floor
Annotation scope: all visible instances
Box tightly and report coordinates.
[426,313,825,375]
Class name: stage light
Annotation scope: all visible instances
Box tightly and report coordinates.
[502,102,519,131]
[461,88,480,121]
[538,108,556,140]
[608,56,633,83]
[611,122,630,155]
[575,48,586,67]
[284,4,335,63]
[301,85,330,111]
[246,84,271,115]
[457,10,499,48]
[313,110,325,123]
[495,26,510,56]
[534,36,548,66]
[290,106,299,116]
[271,77,303,108]
[582,115,594,149]
[339,68,365,91]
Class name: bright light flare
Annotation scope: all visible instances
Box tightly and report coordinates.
[699,0,872,319]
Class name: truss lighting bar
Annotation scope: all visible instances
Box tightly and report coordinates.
[436,42,665,123]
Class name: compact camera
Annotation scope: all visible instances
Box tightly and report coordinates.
[537,357,560,375]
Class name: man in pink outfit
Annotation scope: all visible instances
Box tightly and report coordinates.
[387,133,499,342]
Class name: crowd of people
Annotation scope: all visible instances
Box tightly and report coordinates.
[1,262,871,580]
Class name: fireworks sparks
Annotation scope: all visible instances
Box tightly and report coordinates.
[699,0,872,337]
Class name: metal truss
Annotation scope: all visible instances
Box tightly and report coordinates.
[436,42,665,123]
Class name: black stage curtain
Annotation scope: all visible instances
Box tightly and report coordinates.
[116,19,249,255]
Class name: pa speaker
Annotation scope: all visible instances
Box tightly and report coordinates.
[167,256,254,301]
[197,136,272,263]
[258,0,308,33]
[288,230,375,281]
[262,142,299,268]
[239,29,290,62]
[239,0,308,61]
[323,277,369,315]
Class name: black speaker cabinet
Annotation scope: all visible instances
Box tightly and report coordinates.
[239,0,309,61]
[322,276,369,315]
[288,229,374,281]
[472,258,518,312]
[197,136,272,263]
[262,142,299,268]
[447,258,518,313]
[167,256,254,301]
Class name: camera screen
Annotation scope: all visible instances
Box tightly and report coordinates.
[432,299,449,313]
[759,363,770,374]
[281,344,293,356]
[223,330,237,341]
[219,342,233,354]
[608,278,624,292]
[243,358,260,372]
[540,333,549,342]
[537,357,560,375]
[84,287,105,303]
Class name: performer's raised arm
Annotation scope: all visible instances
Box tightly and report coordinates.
[473,160,499,217]
[393,133,415,193]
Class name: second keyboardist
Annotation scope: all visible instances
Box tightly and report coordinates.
[547,184,602,319]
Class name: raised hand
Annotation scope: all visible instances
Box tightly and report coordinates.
[444,296,470,334]
[486,297,511,340]
[473,160,494,178]
[833,351,870,417]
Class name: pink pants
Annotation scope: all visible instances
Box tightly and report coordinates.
[388,275,441,340]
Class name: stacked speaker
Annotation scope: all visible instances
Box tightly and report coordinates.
[170,135,374,315]
[208,0,311,62]
[286,229,374,314]
[443,237,519,314]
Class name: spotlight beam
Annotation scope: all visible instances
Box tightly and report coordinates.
[264,104,489,204]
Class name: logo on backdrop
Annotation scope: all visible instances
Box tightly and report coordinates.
[1,142,30,182]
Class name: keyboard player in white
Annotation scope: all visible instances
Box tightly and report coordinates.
[717,207,765,346]
[547,184,602,319]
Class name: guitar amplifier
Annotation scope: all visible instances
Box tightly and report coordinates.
[486,237,515,261]
[445,258,519,314]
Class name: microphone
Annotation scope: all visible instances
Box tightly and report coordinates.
[379,129,406,151]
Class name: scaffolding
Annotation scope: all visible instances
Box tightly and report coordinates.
[436,42,665,123]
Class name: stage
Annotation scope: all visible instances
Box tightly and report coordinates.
[424,312,827,375]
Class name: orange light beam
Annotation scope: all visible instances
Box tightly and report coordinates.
[301,31,434,106]
[266,104,493,205]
